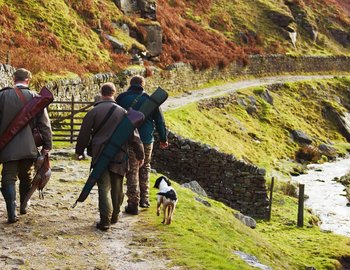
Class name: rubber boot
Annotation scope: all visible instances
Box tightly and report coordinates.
[19,180,31,215]
[1,185,19,223]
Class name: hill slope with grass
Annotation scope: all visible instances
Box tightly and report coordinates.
[151,77,350,269]
[143,174,350,270]
[0,0,349,78]
[165,76,350,178]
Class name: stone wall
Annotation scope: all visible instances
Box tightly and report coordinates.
[146,55,350,94]
[0,64,15,88]
[152,132,269,218]
[1,55,349,102]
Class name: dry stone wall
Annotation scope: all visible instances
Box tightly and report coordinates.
[1,55,349,101]
[152,132,269,218]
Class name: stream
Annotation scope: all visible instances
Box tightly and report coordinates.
[291,158,350,237]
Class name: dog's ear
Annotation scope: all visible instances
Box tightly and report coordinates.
[154,176,162,188]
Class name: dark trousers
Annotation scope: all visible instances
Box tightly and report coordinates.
[1,159,34,198]
[1,159,34,222]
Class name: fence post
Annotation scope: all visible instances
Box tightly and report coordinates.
[297,184,305,227]
[268,177,274,221]
[70,94,74,143]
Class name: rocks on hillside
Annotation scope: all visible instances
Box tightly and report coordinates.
[267,10,294,28]
[109,0,160,62]
[323,106,350,143]
[136,23,162,57]
[328,28,350,47]
[285,0,318,41]
[104,35,126,53]
[318,144,337,159]
[259,89,274,105]
[139,0,157,20]
[114,0,156,20]
[233,212,257,229]
[291,130,312,144]
[182,181,208,197]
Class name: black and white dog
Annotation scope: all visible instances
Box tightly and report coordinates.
[154,176,178,225]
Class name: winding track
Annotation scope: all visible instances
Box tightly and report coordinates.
[163,74,339,111]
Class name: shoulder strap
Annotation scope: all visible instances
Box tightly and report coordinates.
[92,104,117,136]
[130,93,145,109]
[14,87,27,104]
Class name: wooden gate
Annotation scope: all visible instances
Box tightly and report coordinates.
[48,95,94,143]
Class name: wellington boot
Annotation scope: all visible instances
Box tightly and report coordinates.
[1,185,18,223]
[19,180,32,215]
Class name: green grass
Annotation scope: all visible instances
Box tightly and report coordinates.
[136,174,350,270]
[165,77,350,178]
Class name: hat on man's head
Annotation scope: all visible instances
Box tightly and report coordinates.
[13,68,32,82]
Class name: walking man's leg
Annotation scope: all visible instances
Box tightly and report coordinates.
[97,170,112,230]
[110,172,124,224]
[139,143,153,208]
[125,148,140,215]
[1,161,19,223]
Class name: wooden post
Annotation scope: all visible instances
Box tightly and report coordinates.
[70,94,74,143]
[297,184,305,227]
[268,177,274,221]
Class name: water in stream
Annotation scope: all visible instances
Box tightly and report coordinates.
[291,158,350,237]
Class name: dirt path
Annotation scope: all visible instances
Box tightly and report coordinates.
[0,149,178,270]
[163,74,338,111]
[0,74,345,270]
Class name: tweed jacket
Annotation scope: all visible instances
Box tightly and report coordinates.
[0,86,52,163]
[75,99,144,176]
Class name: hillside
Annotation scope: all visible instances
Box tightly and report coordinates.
[164,77,350,177]
[0,0,349,78]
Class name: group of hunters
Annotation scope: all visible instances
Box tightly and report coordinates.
[0,68,168,231]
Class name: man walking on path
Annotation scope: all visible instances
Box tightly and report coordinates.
[0,68,52,223]
[116,75,168,215]
[75,82,144,230]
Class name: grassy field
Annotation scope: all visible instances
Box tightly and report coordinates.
[136,173,350,270]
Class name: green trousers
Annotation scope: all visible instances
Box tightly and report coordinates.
[97,169,124,224]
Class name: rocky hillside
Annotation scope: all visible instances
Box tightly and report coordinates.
[0,0,349,77]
